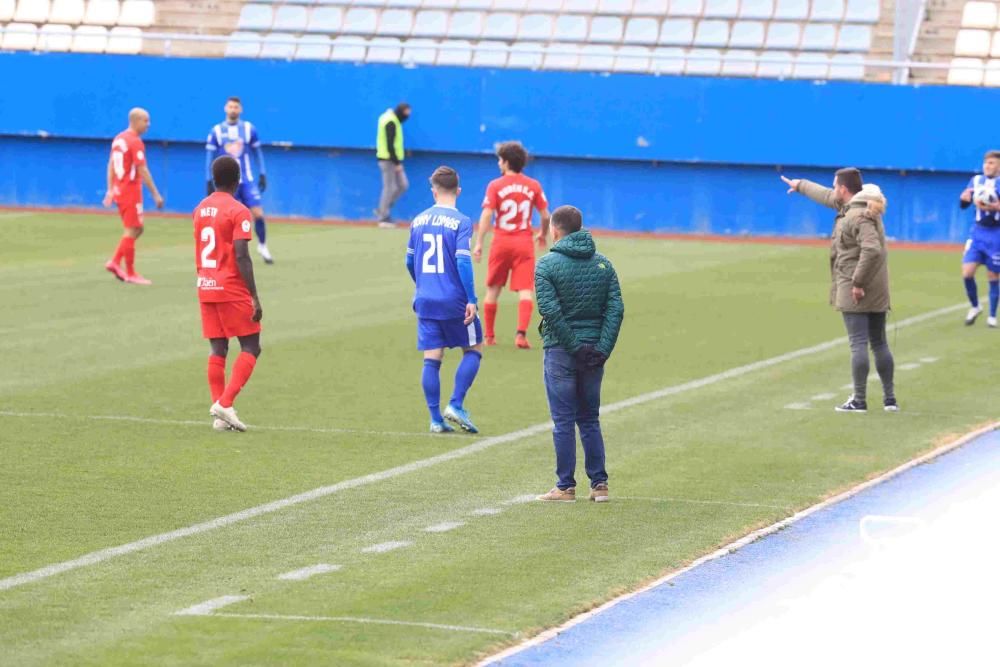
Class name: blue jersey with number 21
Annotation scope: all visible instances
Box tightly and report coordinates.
[407,205,473,321]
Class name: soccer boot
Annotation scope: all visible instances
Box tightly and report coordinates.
[990,317,998,328]
[124,273,152,285]
[443,404,479,434]
[589,483,610,503]
[258,243,274,265]
[966,305,983,326]
[515,333,532,350]
[835,396,868,413]
[430,420,455,434]
[485,336,497,347]
[105,260,126,282]
[210,401,247,431]
[884,397,900,412]
[537,487,576,502]
[213,418,234,431]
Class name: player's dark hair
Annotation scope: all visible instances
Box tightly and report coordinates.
[496,141,528,173]
[395,102,411,120]
[227,96,242,105]
[430,166,459,192]
[551,205,583,234]
[985,150,1000,161]
[212,156,242,192]
[834,167,863,195]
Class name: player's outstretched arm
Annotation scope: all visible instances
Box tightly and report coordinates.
[139,165,164,209]
[234,239,262,321]
[473,209,493,262]
[102,156,114,208]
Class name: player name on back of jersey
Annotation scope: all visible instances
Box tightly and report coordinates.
[497,182,537,201]
[413,210,463,231]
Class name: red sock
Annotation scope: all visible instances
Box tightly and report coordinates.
[517,299,533,334]
[219,352,257,408]
[112,236,129,265]
[121,237,136,276]
[484,302,498,338]
[207,355,226,403]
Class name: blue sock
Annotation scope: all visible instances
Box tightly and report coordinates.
[450,351,482,409]
[422,359,443,423]
[990,280,999,317]
[255,217,267,244]
[965,277,979,308]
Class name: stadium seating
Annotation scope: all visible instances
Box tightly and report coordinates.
[947,1,1000,86]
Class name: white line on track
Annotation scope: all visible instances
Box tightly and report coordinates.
[0,301,966,594]
[618,496,791,510]
[424,522,465,533]
[207,612,516,635]
[479,422,1000,665]
[470,508,503,517]
[276,564,342,581]
[810,393,836,401]
[503,495,539,506]
[898,362,922,371]
[174,595,249,616]
[361,541,412,554]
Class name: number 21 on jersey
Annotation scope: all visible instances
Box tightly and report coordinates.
[422,233,444,274]
[497,199,531,231]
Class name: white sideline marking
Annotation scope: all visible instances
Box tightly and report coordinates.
[842,383,855,390]
[898,362,922,371]
[619,496,791,510]
[504,495,539,506]
[174,595,249,616]
[810,393,836,401]
[478,422,1000,666]
[361,541,412,554]
[0,410,444,439]
[920,357,939,363]
[277,564,341,581]
[424,522,465,534]
[470,508,502,517]
[209,612,515,635]
[0,301,966,594]
[784,402,812,410]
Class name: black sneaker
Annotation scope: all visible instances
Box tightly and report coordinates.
[884,398,899,412]
[835,397,868,413]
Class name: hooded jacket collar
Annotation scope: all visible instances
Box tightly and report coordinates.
[552,230,597,259]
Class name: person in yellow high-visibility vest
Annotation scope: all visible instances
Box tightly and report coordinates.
[375,102,412,227]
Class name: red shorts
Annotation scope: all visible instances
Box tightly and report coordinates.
[200,298,261,340]
[118,201,143,228]
[487,240,535,291]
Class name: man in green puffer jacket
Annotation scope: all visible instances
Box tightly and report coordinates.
[534,206,624,504]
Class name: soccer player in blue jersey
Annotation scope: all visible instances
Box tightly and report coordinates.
[206,97,273,264]
[406,166,484,434]
[960,150,1000,327]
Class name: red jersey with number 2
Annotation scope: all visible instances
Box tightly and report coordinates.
[193,191,254,303]
[110,129,146,206]
[482,173,548,243]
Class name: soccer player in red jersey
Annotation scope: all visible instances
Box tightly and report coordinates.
[195,156,264,432]
[102,107,164,285]
[473,141,551,349]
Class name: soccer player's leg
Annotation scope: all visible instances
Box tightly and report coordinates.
[418,319,452,433]
[111,204,150,284]
[201,303,233,431]
[509,245,537,349]
[210,299,262,431]
[963,236,986,325]
[484,246,512,345]
[443,318,483,434]
[239,181,273,264]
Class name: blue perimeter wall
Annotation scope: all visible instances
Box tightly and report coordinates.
[0,51,995,242]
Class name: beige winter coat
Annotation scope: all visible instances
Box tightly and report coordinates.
[798,180,890,313]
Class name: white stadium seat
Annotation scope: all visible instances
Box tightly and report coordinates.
[948,57,984,85]
[329,35,366,61]
[107,25,141,53]
[307,7,342,33]
[650,46,684,73]
[507,41,543,68]
[599,0,633,14]
[729,21,765,49]
[792,52,830,78]
[365,36,402,63]
[448,10,483,38]
[773,0,808,21]
[577,43,615,70]
[471,39,508,66]
[828,53,864,79]
[342,7,377,34]
[378,9,413,36]
[38,22,73,50]
[273,5,307,32]
[0,0,14,20]
[437,38,473,65]
[84,0,119,26]
[295,34,332,60]
[589,15,623,42]
[49,0,83,24]
[519,13,554,41]
[844,0,879,24]
[632,0,668,14]
[669,0,703,16]
[237,4,272,31]
[71,24,107,51]
[624,17,659,44]
[531,0,565,11]
[117,0,153,27]
[765,21,800,49]
[422,0,456,7]
[553,14,588,41]
[722,49,758,76]
[836,24,871,51]
[481,12,516,40]
[984,59,1000,86]
[225,31,260,58]
[801,23,836,51]
[259,31,296,59]
[956,29,991,57]
[990,31,1000,57]
[757,50,793,77]
[492,0,527,9]
[659,18,694,45]
[2,21,37,49]
[685,47,722,75]
[694,19,729,46]
[614,45,651,72]
[401,37,437,64]
[564,0,599,12]
[739,0,773,19]
[962,2,997,29]
[412,9,447,36]
[810,0,843,22]
[14,0,50,23]
[542,42,580,69]
[703,0,739,19]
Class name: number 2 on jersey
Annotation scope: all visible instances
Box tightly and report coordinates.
[200,227,218,269]
[422,233,444,274]
[497,199,531,231]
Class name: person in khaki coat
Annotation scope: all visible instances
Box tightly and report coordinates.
[781,167,897,413]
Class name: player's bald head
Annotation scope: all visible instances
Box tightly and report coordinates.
[128,107,150,134]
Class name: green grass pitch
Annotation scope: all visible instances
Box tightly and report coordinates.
[1,211,993,666]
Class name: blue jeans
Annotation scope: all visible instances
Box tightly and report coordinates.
[543,347,608,490]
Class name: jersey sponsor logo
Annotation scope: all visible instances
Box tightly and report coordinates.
[197,276,220,289]
[241,219,252,233]
[224,139,245,158]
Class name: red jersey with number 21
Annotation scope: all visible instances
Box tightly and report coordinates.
[482,173,548,243]
[194,191,253,303]
[110,129,146,206]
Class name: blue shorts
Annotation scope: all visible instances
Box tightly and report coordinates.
[236,181,262,209]
[417,317,483,351]
[963,225,1000,272]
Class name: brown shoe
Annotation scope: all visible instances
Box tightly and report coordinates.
[537,487,575,502]
[589,483,609,503]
